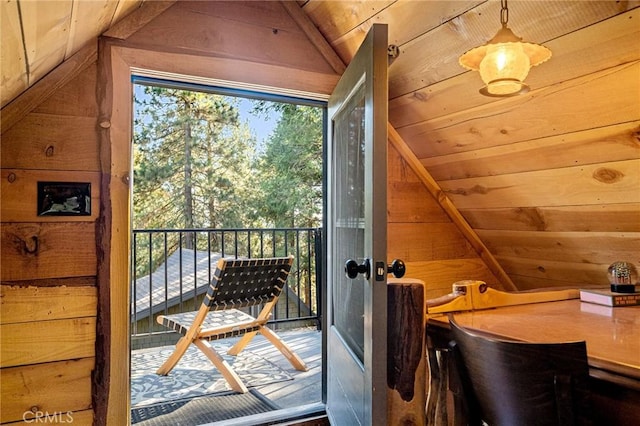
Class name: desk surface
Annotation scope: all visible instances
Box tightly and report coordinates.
[428,299,640,381]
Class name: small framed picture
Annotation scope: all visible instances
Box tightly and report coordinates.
[38,182,91,216]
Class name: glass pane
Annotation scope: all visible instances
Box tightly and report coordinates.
[332,84,366,362]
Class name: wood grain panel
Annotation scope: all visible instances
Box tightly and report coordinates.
[388,1,640,98]
[388,142,450,223]
[182,0,303,32]
[402,62,640,158]
[416,64,639,157]
[65,0,118,58]
[405,259,502,299]
[1,114,100,170]
[422,122,640,181]
[477,230,640,265]
[0,317,95,367]
[0,222,97,281]
[496,256,610,286]
[301,0,392,45]
[280,1,345,74]
[0,357,94,423]
[388,181,450,224]
[19,1,73,86]
[389,5,640,128]
[125,1,335,74]
[388,125,516,290]
[441,160,640,209]
[1,169,100,222]
[114,46,339,97]
[1,277,96,288]
[34,63,98,117]
[0,42,97,134]
[104,1,174,39]
[387,222,477,263]
[110,0,145,28]
[96,42,133,424]
[0,0,27,108]
[325,1,481,65]
[0,285,97,325]
[388,141,420,183]
[509,275,591,291]
[460,204,640,233]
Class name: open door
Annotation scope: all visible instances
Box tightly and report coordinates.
[325,24,389,425]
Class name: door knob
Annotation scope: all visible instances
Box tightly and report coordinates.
[387,259,406,278]
[345,258,371,280]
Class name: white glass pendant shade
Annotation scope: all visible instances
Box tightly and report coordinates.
[479,43,530,96]
[459,25,551,97]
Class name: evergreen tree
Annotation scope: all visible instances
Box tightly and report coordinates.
[133,86,258,232]
[252,103,323,228]
[133,88,322,232]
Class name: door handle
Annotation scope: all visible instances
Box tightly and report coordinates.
[345,258,371,280]
[387,259,406,278]
[345,258,406,280]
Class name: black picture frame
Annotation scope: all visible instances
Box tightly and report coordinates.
[37,181,91,216]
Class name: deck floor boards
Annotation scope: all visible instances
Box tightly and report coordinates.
[131,328,323,413]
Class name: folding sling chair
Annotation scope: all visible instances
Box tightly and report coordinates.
[155,255,307,393]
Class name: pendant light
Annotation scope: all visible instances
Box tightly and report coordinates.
[459,0,551,97]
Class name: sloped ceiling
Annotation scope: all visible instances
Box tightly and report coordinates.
[2,0,639,290]
[1,0,143,107]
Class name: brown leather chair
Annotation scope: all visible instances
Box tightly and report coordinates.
[448,316,592,426]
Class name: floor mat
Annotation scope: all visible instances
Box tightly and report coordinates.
[131,343,292,407]
[131,389,279,425]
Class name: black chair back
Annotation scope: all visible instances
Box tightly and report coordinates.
[449,316,592,426]
[204,256,293,310]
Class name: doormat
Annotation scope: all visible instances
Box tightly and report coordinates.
[131,389,279,425]
[131,343,292,407]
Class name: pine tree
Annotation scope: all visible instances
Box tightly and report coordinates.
[133,86,250,224]
[252,103,323,228]
[133,85,255,258]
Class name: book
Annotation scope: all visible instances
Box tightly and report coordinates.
[579,288,640,307]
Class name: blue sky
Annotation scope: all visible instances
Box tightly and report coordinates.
[236,97,279,149]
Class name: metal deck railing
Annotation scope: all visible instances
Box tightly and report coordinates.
[130,227,322,347]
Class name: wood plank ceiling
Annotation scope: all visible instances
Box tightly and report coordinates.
[1,0,142,107]
[2,0,639,290]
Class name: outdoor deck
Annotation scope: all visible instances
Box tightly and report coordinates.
[130,328,323,424]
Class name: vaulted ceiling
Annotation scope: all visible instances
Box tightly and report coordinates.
[5,1,638,109]
[2,0,639,290]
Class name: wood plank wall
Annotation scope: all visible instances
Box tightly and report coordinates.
[0,2,345,423]
[0,63,99,424]
[0,2,541,424]
[387,142,503,299]
[304,1,640,291]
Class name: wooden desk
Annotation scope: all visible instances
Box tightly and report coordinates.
[426,300,640,425]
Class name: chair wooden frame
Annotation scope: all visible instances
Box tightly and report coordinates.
[155,255,307,393]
